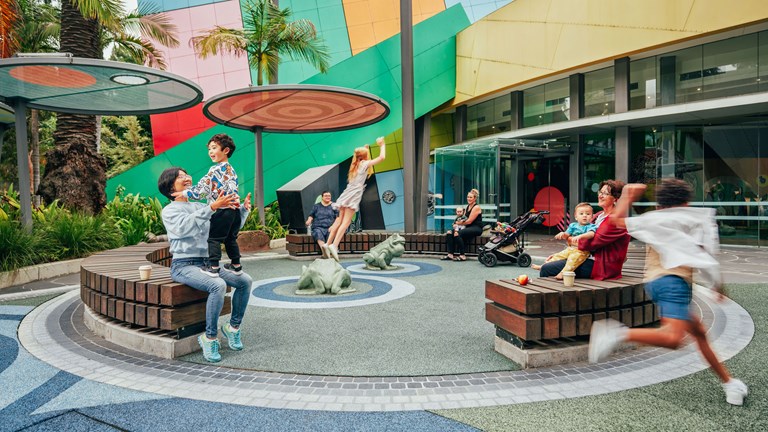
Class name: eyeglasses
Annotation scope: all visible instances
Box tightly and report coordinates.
[177,173,191,180]
[597,190,612,197]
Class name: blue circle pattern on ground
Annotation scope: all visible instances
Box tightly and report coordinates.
[252,278,390,303]
[342,260,442,277]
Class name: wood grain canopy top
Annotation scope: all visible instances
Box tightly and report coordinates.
[203,85,390,133]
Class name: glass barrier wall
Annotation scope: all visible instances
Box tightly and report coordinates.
[431,141,499,232]
[523,78,569,127]
[466,94,512,139]
[631,31,765,107]
[630,123,768,246]
[584,67,615,117]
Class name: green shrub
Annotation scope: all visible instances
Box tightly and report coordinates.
[42,212,123,260]
[242,201,288,239]
[0,220,41,272]
[105,185,166,245]
[0,184,21,221]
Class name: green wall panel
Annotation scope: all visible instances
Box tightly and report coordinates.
[107,5,470,204]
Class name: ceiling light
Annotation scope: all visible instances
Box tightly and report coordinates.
[110,74,149,85]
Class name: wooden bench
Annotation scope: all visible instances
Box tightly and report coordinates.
[286,232,491,257]
[485,247,657,348]
[80,242,230,338]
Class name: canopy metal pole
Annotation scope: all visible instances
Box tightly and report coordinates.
[13,99,32,230]
[253,126,265,224]
[400,0,416,232]
[0,124,8,162]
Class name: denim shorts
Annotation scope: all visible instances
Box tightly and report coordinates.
[645,275,692,321]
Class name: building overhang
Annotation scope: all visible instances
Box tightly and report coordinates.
[482,92,768,141]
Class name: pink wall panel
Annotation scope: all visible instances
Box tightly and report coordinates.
[152,0,250,153]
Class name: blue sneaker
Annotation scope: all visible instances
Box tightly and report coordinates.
[197,335,221,362]
[221,324,243,351]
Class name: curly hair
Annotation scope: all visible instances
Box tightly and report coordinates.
[656,178,693,208]
[599,179,626,200]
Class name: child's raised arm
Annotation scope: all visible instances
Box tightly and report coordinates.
[609,183,647,228]
[368,137,386,167]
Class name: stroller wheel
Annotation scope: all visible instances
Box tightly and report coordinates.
[480,252,498,267]
[517,253,532,268]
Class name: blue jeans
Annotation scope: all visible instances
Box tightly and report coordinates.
[170,257,253,339]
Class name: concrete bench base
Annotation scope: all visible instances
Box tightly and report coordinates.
[493,327,639,368]
[83,306,200,359]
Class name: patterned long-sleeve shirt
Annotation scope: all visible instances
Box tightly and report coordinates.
[184,162,240,208]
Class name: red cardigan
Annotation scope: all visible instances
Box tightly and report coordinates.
[577,212,630,280]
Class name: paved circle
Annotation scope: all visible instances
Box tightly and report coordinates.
[18,286,753,412]
[249,275,416,309]
[343,261,442,277]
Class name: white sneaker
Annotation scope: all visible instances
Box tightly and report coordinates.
[723,379,748,406]
[320,244,329,258]
[328,244,340,262]
[588,319,625,363]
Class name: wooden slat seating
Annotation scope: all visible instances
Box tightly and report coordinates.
[286,232,491,256]
[485,247,658,346]
[80,242,230,337]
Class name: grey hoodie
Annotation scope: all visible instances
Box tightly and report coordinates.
[161,201,250,259]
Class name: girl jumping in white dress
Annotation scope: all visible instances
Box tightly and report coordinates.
[324,137,386,261]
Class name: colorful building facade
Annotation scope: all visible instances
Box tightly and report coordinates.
[111,0,768,245]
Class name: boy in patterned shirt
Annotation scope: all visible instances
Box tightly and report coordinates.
[175,133,243,277]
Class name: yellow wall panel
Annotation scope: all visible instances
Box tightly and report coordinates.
[343,0,446,55]
[454,0,768,105]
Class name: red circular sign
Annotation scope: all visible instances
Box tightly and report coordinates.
[533,186,565,227]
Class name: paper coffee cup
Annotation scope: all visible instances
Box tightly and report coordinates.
[562,271,576,287]
[139,265,152,281]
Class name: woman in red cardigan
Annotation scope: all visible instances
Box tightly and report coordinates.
[539,179,630,280]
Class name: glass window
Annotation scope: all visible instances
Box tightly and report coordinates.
[703,124,762,246]
[701,33,758,99]
[583,133,615,202]
[466,94,511,139]
[659,45,703,105]
[584,67,615,117]
[759,31,768,92]
[629,57,657,110]
[432,141,499,231]
[523,79,569,127]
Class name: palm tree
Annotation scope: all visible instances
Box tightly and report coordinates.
[38,0,178,214]
[190,0,330,86]
[1,0,22,58]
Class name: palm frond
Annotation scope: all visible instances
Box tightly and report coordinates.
[190,26,248,58]
[121,3,179,48]
[72,0,125,30]
[111,34,168,69]
[1,0,21,58]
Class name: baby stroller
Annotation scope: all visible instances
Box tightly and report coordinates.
[477,209,550,267]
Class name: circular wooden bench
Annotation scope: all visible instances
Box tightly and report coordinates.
[80,242,231,339]
[286,232,491,257]
[485,247,659,367]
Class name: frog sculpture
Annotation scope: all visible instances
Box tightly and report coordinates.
[296,258,354,295]
[362,233,406,270]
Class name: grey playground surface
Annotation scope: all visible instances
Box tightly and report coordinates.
[1,239,767,431]
[179,257,538,375]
